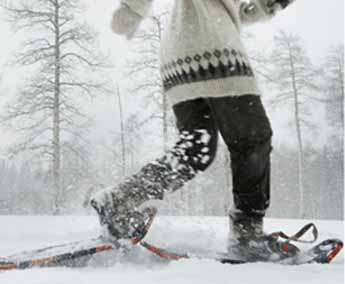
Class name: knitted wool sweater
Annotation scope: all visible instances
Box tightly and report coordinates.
[117,0,282,106]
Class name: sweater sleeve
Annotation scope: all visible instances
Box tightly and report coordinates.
[238,0,278,25]
[111,0,153,39]
[122,0,153,18]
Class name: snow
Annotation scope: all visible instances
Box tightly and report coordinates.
[0,215,343,284]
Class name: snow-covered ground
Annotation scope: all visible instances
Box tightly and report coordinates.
[0,215,343,284]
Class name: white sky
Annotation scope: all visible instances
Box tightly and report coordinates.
[0,0,343,152]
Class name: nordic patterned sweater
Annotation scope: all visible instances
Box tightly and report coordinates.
[114,0,283,106]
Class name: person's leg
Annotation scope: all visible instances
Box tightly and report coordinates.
[169,97,219,176]
[123,98,219,200]
[91,98,218,239]
[207,95,272,240]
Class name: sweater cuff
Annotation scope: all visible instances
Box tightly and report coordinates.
[122,0,153,17]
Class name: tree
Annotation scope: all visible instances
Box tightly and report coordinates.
[115,85,126,177]
[264,31,320,217]
[126,12,173,152]
[0,0,109,213]
[323,45,344,145]
[320,45,344,219]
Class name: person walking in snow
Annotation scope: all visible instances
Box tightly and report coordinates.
[91,0,295,261]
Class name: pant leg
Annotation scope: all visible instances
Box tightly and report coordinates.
[116,98,218,205]
[172,98,218,173]
[207,95,273,217]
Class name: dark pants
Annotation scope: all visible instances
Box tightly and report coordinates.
[119,95,272,218]
[171,95,272,216]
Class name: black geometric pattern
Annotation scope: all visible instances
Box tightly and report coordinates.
[161,47,254,91]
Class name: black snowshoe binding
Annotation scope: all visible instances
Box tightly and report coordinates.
[228,210,316,263]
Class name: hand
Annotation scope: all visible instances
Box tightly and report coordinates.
[267,2,283,15]
[111,4,142,39]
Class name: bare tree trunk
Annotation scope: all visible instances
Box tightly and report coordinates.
[224,147,231,215]
[336,52,344,124]
[152,16,168,152]
[163,93,168,152]
[288,45,305,217]
[294,90,304,217]
[53,1,62,214]
[116,86,126,177]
